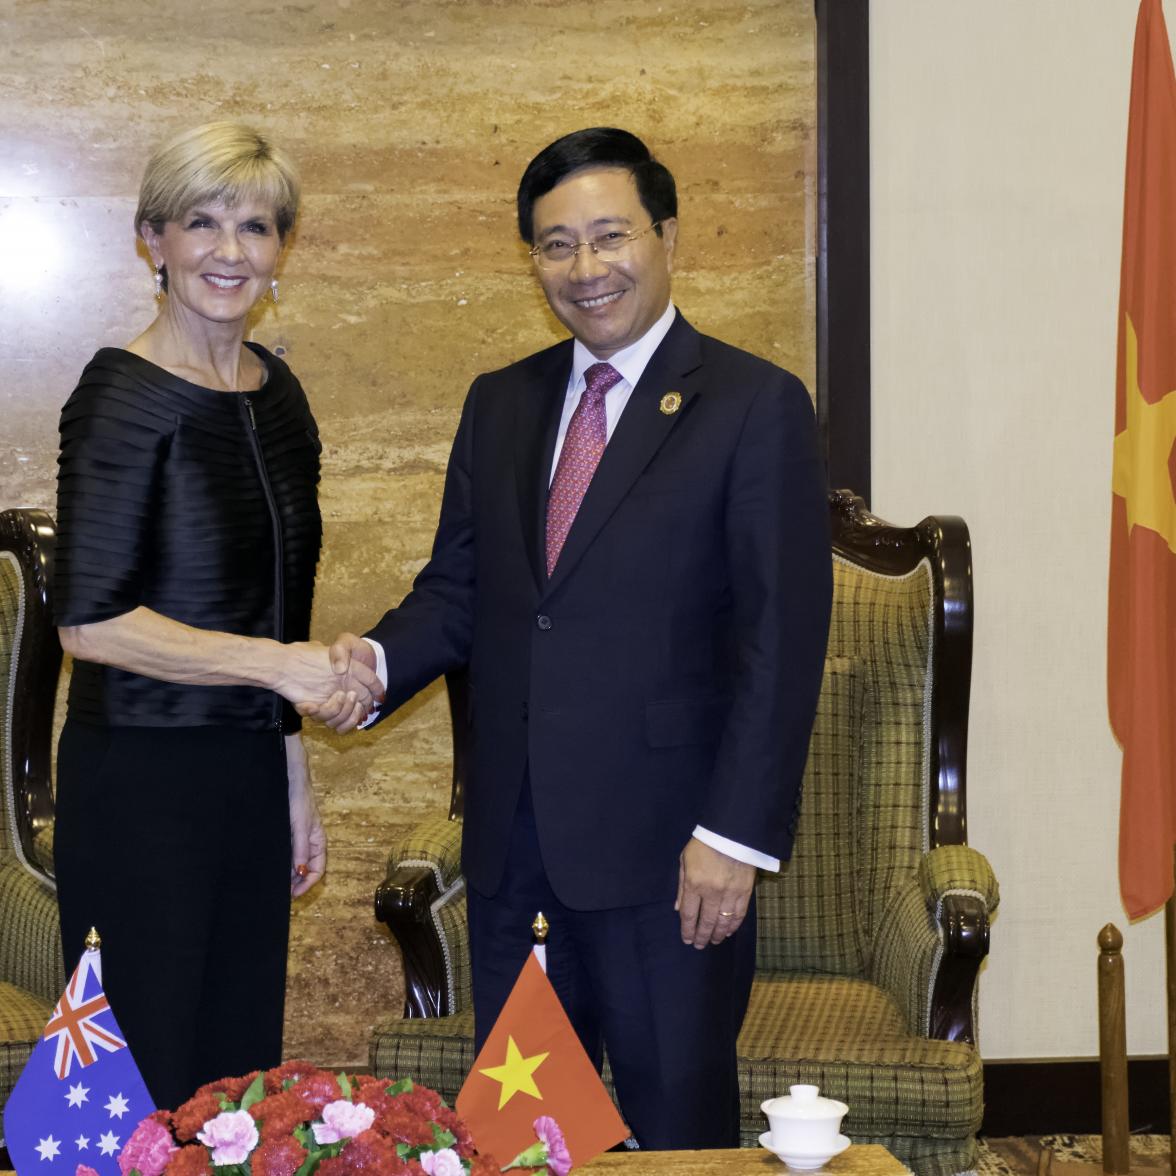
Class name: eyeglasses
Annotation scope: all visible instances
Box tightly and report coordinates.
[529,222,662,270]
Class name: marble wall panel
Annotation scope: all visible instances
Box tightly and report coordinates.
[0,0,815,1068]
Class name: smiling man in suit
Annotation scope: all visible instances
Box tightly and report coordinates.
[321,127,832,1148]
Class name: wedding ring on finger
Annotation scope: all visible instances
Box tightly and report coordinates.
[295,863,309,880]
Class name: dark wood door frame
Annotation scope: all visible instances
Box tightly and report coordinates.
[816,0,871,504]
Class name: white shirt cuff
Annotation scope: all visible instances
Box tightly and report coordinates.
[692,825,780,873]
[359,637,387,729]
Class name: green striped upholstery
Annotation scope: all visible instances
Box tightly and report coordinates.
[0,982,52,1111]
[737,976,981,1139]
[919,844,1000,912]
[756,656,868,975]
[0,861,63,1006]
[388,815,463,895]
[371,1008,475,1106]
[826,555,935,948]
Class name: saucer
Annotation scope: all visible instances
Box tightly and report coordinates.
[758,1131,851,1171]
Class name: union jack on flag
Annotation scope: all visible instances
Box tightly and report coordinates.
[3,940,154,1175]
[44,949,127,1079]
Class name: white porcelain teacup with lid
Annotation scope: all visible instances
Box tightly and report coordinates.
[759,1084,850,1168]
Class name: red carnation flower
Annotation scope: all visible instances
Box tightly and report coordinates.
[263,1058,319,1094]
[289,1070,343,1112]
[162,1145,213,1175]
[373,1106,434,1148]
[191,1070,258,1103]
[220,1070,262,1102]
[336,1128,409,1172]
[250,1089,315,1141]
[395,1087,444,1120]
[250,1135,308,1176]
[170,1092,224,1142]
[468,1153,501,1176]
[351,1077,397,1118]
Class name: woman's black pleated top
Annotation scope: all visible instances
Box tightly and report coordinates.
[54,344,322,731]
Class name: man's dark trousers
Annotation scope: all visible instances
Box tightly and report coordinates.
[467,778,756,1150]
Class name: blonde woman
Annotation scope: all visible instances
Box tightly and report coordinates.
[52,122,377,1107]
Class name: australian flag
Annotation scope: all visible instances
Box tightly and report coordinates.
[3,945,154,1174]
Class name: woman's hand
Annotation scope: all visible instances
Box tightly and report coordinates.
[286,733,326,897]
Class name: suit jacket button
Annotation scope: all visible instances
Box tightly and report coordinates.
[536,614,552,631]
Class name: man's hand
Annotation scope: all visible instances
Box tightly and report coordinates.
[297,632,382,733]
[675,837,757,949]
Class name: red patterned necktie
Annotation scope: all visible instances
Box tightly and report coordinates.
[545,361,623,577]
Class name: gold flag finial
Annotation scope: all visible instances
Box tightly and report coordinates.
[532,911,549,943]
[84,927,101,951]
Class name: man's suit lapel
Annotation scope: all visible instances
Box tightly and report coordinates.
[515,342,572,591]
[542,313,704,598]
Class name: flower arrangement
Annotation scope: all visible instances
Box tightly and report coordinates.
[74,1062,570,1176]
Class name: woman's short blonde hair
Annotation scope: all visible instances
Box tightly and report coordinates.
[135,121,301,241]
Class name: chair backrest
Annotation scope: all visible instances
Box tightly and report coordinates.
[0,508,60,888]
[753,490,972,977]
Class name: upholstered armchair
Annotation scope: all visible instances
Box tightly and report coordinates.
[369,491,998,1176]
[0,509,64,1119]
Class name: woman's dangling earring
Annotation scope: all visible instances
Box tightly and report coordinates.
[270,278,279,304]
[153,266,164,298]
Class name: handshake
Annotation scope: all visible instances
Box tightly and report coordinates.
[274,633,381,734]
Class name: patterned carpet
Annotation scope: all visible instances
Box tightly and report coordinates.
[978,1135,1170,1175]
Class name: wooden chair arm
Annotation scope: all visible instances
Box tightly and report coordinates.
[374,864,450,1018]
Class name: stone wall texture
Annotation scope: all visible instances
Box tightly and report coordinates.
[0,0,815,1067]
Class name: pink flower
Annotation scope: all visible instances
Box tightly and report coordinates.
[196,1109,259,1166]
[310,1098,376,1144]
[502,1117,572,1176]
[76,1167,101,1176]
[419,1148,464,1176]
[534,1116,572,1176]
[120,1117,179,1176]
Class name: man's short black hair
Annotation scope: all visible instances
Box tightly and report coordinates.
[516,127,678,244]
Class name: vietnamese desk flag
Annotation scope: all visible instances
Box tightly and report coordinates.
[3,941,154,1174]
[1109,0,1176,920]
[456,950,627,1168]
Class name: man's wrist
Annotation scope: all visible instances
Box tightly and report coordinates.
[358,637,387,729]
[364,637,389,692]
[692,825,780,873]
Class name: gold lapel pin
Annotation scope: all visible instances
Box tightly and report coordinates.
[659,391,683,416]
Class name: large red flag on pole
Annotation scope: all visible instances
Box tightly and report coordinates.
[1109,0,1176,920]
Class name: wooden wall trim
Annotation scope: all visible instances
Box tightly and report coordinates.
[982,1057,1171,1136]
[816,0,871,504]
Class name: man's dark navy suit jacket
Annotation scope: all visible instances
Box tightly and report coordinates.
[368,312,833,911]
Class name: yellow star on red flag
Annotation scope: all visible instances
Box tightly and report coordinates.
[1112,313,1176,552]
[478,1035,549,1110]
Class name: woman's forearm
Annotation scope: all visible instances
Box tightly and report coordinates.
[57,607,378,713]
[60,606,290,690]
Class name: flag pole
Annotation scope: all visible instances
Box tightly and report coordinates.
[1166,852,1176,1176]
